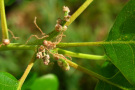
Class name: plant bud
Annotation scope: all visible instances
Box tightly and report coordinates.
[63,26,67,31]
[55,24,63,32]
[38,45,45,52]
[3,39,10,45]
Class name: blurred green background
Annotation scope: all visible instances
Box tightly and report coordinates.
[0,0,129,90]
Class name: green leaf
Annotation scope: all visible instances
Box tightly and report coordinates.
[30,74,59,90]
[95,61,134,90]
[0,72,19,90]
[95,72,135,90]
[103,0,135,85]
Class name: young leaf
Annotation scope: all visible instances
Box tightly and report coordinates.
[103,0,135,85]
[0,72,19,90]
[30,74,59,90]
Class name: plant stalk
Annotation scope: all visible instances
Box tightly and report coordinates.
[0,0,9,40]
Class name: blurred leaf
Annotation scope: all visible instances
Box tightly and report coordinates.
[0,72,18,90]
[22,73,38,90]
[5,0,16,6]
[103,0,135,85]
[30,74,59,90]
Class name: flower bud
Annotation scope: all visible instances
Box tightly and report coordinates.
[55,24,63,32]
[3,39,10,45]
[63,26,67,31]
[64,15,71,22]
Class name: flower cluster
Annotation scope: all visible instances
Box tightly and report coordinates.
[55,6,71,32]
[36,6,71,70]
[36,45,50,65]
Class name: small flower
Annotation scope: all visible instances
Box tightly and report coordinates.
[36,52,43,59]
[55,24,63,32]
[63,6,70,13]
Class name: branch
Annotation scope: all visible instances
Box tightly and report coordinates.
[27,0,93,45]
[0,43,37,51]
[57,41,135,47]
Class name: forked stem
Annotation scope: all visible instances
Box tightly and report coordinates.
[17,52,36,90]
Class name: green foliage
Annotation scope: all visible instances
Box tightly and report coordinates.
[30,74,59,90]
[0,0,134,90]
[104,0,135,85]
[0,72,19,90]
[5,0,15,6]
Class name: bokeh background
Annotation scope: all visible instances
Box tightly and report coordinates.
[0,0,129,90]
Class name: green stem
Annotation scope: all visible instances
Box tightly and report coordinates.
[57,41,135,47]
[66,60,129,90]
[57,42,103,47]
[17,52,36,90]
[0,43,37,51]
[0,0,9,40]
[65,0,93,26]
[57,48,107,60]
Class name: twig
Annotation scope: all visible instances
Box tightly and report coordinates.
[17,52,36,90]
